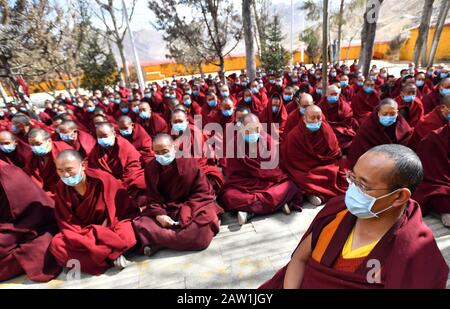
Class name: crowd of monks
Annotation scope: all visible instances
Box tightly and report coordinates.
[0,59,449,288]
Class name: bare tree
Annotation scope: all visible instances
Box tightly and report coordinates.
[413,0,435,67]
[335,0,345,62]
[322,0,328,89]
[427,0,450,66]
[243,0,256,80]
[252,0,270,59]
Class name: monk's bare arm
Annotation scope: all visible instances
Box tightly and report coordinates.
[283,233,312,289]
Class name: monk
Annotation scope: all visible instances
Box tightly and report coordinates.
[318,85,357,153]
[88,122,147,205]
[50,150,137,275]
[258,93,288,139]
[136,102,169,137]
[10,114,33,144]
[339,74,354,102]
[0,130,33,169]
[0,164,61,282]
[350,79,381,124]
[27,128,72,195]
[413,124,450,227]
[409,94,450,150]
[132,134,223,255]
[283,93,315,140]
[117,115,154,165]
[282,105,347,206]
[57,120,96,158]
[220,114,303,225]
[422,77,450,114]
[261,144,449,289]
[394,83,424,127]
[347,99,412,169]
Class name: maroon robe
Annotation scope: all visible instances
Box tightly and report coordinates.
[394,96,424,128]
[122,123,154,165]
[50,168,137,275]
[260,196,449,289]
[347,111,412,169]
[61,130,96,158]
[282,120,347,202]
[220,131,303,214]
[259,93,288,140]
[132,157,223,251]
[0,139,33,170]
[350,89,381,124]
[0,165,61,282]
[413,125,450,215]
[422,88,442,114]
[282,109,302,141]
[136,113,169,138]
[408,106,447,150]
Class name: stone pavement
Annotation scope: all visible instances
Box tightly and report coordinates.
[1,203,449,289]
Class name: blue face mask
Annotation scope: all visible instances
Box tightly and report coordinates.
[222,109,233,117]
[11,124,18,133]
[103,100,110,106]
[193,90,200,96]
[283,95,293,101]
[208,100,217,107]
[31,145,50,156]
[244,133,260,143]
[0,111,4,117]
[86,106,95,113]
[244,97,252,103]
[305,121,322,132]
[121,107,129,114]
[327,95,339,103]
[97,136,115,148]
[447,113,450,121]
[172,122,187,133]
[440,72,448,79]
[340,81,348,87]
[221,92,229,98]
[144,93,152,99]
[416,80,424,87]
[0,144,16,153]
[316,89,323,95]
[427,71,433,77]
[59,132,73,142]
[403,95,416,103]
[139,111,151,119]
[156,153,175,166]
[299,107,306,115]
[272,106,279,113]
[120,128,133,136]
[357,82,364,87]
[364,87,374,94]
[183,99,192,106]
[61,168,84,187]
[114,99,122,105]
[251,87,259,94]
[132,106,139,113]
[379,115,397,127]
[330,72,337,77]
[185,90,192,95]
[440,88,450,96]
[345,182,398,219]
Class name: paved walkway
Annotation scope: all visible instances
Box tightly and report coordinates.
[1,203,449,289]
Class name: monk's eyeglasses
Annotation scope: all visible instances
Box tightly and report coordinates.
[346,170,393,194]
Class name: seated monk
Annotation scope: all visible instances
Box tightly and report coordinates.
[347,99,412,169]
[50,150,137,275]
[260,144,449,289]
[413,124,450,227]
[258,93,288,139]
[117,115,154,165]
[57,120,96,158]
[350,79,381,125]
[136,101,169,137]
[27,128,72,195]
[10,113,35,144]
[422,77,450,114]
[0,164,61,282]
[0,130,33,169]
[408,95,450,150]
[394,83,424,128]
[132,134,224,255]
[220,114,303,225]
[282,105,347,206]
[318,85,357,153]
[88,122,147,205]
[283,93,315,140]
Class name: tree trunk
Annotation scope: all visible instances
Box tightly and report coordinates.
[322,0,329,90]
[413,0,434,67]
[336,0,345,62]
[243,0,256,80]
[427,0,450,66]
[117,40,130,86]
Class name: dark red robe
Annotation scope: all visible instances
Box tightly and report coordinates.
[422,87,442,114]
[50,168,137,275]
[394,96,424,128]
[0,139,33,170]
[122,123,154,165]
[350,89,381,125]
[408,107,447,150]
[132,157,223,251]
[136,113,169,138]
[259,93,288,140]
[61,130,97,158]
[0,165,61,282]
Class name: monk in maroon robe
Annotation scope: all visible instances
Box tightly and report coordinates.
[413,124,450,227]
[394,84,424,128]
[132,134,223,255]
[117,116,154,165]
[259,93,288,139]
[0,164,61,282]
[0,130,33,169]
[422,78,450,114]
[50,150,137,275]
[347,99,412,169]
[57,120,96,158]
[261,145,448,289]
[283,106,347,206]
[409,95,449,149]
[350,79,381,124]
[283,93,315,141]
[318,85,357,153]
[220,114,303,225]
[136,102,169,137]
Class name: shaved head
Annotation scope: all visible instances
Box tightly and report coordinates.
[95,122,115,133]
[28,128,51,141]
[304,105,322,117]
[60,120,78,131]
[0,130,16,141]
[56,149,83,164]
[118,115,133,125]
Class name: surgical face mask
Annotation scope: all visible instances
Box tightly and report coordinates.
[59,132,73,142]
[0,144,16,153]
[269,80,275,85]
[292,78,298,83]
[327,95,339,103]
[221,91,229,98]
[121,107,129,114]
[416,80,425,87]
[272,106,279,113]
[208,100,217,108]
[31,144,50,156]
[11,124,19,133]
[114,99,122,105]
[172,122,187,133]
[364,87,374,94]
[340,81,348,87]
[305,121,322,132]
[242,81,248,87]
[144,93,152,99]
[440,88,450,96]
[345,182,399,219]
[357,81,364,87]
[379,115,397,127]
[283,94,293,101]
[251,87,259,94]
[96,94,102,99]
[244,132,260,143]
[97,136,115,148]
[139,111,151,119]
[193,90,200,96]
[380,73,387,78]
[344,70,350,75]
[61,168,84,187]
[276,81,283,87]
[164,93,170,98]
[315,75,321,79]
[155,152,175,166]
[120,128,133,136]
[244,97,252,103]
[370,76,377,81]
[132,106,139,113]
[299,107,306,115]
[440,72,448,79]
[183,99,192,106]
[222,109,233,117]
[86,106,95,113]
[316,88,323,95]
[103,99,110,106]
[0,111,4,117]
[185,90,192,95]
[330,72,337,77]
[403,95,416,103]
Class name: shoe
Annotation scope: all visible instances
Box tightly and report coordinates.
[307,195,322,206]
[143,245,163,257]
[113,255,131,269]
[237,211,248,225]
[441,213,450,228]
[282,204,291,215]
